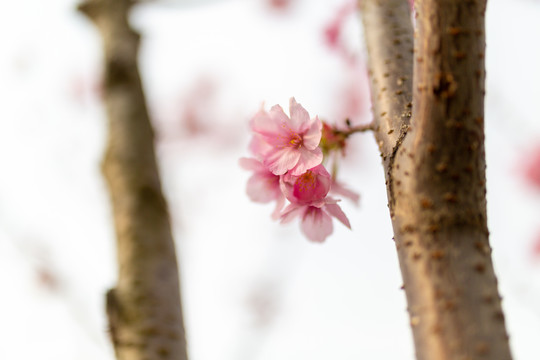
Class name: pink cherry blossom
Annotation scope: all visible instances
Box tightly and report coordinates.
[250,98,323,176]
[239,157,286,219]
[524,147,540,189]
[532,232,540,260]
[280,198,351,243]
[280,164,332,206]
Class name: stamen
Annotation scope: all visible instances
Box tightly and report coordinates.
[289,134,302,148]
[296,171,316,192]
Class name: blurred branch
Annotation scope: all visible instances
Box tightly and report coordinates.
[78,1,189,359]
[360,0,512,359]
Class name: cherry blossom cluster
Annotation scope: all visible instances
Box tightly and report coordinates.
[240,98,359,242]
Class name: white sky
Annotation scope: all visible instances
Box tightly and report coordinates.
[0,0,539,359]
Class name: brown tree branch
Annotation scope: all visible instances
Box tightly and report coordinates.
[360,0,414,215]
[78,1,189,359]
[360,0,513,359]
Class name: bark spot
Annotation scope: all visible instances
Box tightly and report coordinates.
[444,300,456,311]
[476,342,489,355]
[403,224,415,233]
[428,224,440,233]
[453,50,466,60]
[421,198,433,209]
[158,347,170,358]
[474,241,491,255]
[436,162,448,172]
[443,192,457,203]
[494,310,505,322]
[447,26,464,35]
[474,262,486,273]
[433,72,457,98]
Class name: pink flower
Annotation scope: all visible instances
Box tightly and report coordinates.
[281,198,351,243]
[280,164,332,206]
[239,157,286,219]
[250,98,323,176]
[533,232,540,260]
[524,147,540,189]
[278,164,351,242]
[323,1,356,52]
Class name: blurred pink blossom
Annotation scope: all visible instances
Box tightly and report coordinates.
[524,146,540,189]
[533,233,540,260]
[240,157,286,219]
[323,1,356,57]
[250,98,323,176]
[266,0,293,11]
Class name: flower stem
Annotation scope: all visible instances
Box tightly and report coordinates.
[337,121,375,138]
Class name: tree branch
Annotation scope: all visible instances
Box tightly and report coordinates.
[78,1,189,359]
[360,0,513,359]
[360,0,414,215]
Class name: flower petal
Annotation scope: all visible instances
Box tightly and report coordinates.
[250,108,279,135]
[265,148,301,175]
[239,157,266,172]
[280,203,305,224]
[271,194,287,220]
[289,97,311,132]
[302,115,322,150]
[324,203,351,229]
[246,173,280,203]
[331,181,360,205]
[289,146,323,176]
[280,164,331,204]
[301,207,333,242]
[249,134,274,159]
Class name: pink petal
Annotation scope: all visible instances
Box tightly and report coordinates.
[324,203,351,229]
[265,148,301,175]
[246,173,280,203]
[289,147,323,176]
[268,104,294,135]
[271,194,287,220]
[239,157,266,172]
[301,207,333,242]
[280,203,305,224]
[331,181,360,205]
[288,97,311,132]
[249,134,273,159]
[250,109,280,135]
[302,116,322,150]
[280,164,331,204]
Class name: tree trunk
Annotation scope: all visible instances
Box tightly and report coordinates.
[78,1,189,359]
[360,0,513,359]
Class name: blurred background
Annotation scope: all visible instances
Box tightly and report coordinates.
[0,0,539,359]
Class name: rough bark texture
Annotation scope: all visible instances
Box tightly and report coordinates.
[78,1,189,359]
[360,0,513,359]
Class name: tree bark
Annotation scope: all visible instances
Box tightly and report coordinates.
[360,0,513,359]
[78,1,189,359]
